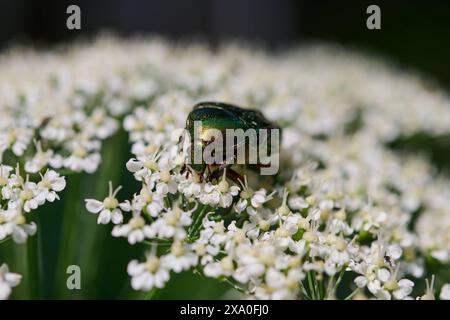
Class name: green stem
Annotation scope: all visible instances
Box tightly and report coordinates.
[314,273,323,299]
[188,206,209,240]
[144,287,161,300]
[325,274,335,299]
[344,288,360,300]
[222,278,249,295]
[0,237,11,245]
[300,282,312,300]
[10,243,29,299]
[164,196,172,209]
[143,239,172,247]
[54,173,82,298]
[333,268,346,294]
[307,271,317,300]
[27,232,40,299]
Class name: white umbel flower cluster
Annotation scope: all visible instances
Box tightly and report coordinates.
[0,165,66,244]
[81,38,450,299]
[1,36,450,299]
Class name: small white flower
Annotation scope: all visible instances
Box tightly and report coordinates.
[126,151,161,180]
[177,174,202,199]
[85,181,129,224]
[63,139,101,173]
[0,127,32,157]
[163,241,198,272]
[0,263,22,300]
[234,176,273,213]
[0,209,15,241]
[112,213,152,244]
[36,170,66,202]
[24,140,54,173]
[8,212,37,244]
[373,266,414,300]
[440,284,450,300]
[131,187,165,218]
[3,173,43,213]
[203,256,234,278]
[152,204,194,240]
[127,254,170,291]
[418,275,436,300]
[83,109,118,139]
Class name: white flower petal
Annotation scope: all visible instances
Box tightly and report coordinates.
[85,199,104,213]
[97,209,111,224]
[440,284,450,300]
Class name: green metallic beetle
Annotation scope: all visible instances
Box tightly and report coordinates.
[182,101,281,182]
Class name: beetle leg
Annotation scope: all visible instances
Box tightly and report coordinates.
[206,168,223,182]
[198,165,208,183]
[181,164,192,179]
[208,166,216,182]
[226,168,244,185]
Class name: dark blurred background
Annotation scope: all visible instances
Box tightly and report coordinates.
[1,0,450,88]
